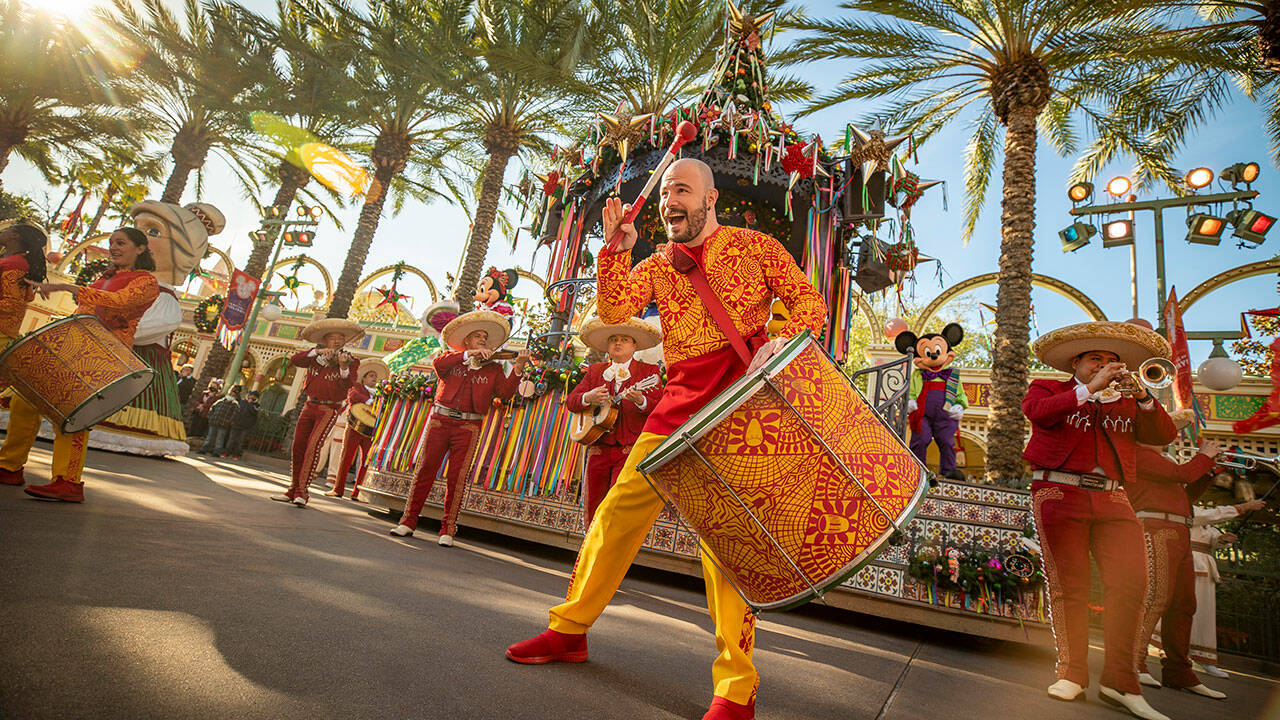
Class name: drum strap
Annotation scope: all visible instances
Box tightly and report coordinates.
[671,244,752,366]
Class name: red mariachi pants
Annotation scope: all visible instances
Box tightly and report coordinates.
[288,402,340,501]
[398,414,482,536]
[1031,481,1148,694]
[583,444,629,528]
[1135,519,1199,688]
[333,426,373,497]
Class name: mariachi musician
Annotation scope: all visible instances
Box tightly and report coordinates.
[0,223,44,343]
[1023,320,1177,720]
[0,228,160,502]
[506,159,827,720]
[1126,410,1227,699]
[566,315,664,527]
[389,308,530,545]
[326,358,390,500]
[271,318,363,507]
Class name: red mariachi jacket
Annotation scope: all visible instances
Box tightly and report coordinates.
[566,360,664,447]
[347,383,373,406]
[433,350,520,415]
[1021,377,1177,486]
[291,348,358,404]
[1125,447,1216,516]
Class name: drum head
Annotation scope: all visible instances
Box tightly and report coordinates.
[62,368,156,433]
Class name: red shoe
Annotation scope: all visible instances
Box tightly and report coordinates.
[0,467,24,486]
[24,477,84,503]
[505,629,588,664]
[702,697,755,720]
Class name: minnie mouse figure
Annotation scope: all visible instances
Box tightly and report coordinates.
[895,323,969,481]
[474,266,519,316]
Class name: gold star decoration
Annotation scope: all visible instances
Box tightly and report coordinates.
[847,125,909,180]
[597,107,655,164]
[728,1,776,43]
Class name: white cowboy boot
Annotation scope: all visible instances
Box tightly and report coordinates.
[1180,683,1226,699]
[1139,672,1161,688]
[1047,679,1084,701]
[1098,686,1170,720]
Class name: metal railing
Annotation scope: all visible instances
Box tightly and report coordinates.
[847,350,913,439]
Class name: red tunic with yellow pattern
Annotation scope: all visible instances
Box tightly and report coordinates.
[0,254,34,339]
[75,270,161,345]
[597,225,827,434]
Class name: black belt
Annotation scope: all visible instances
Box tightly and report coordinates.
[307,398,343,407]
[1136,510,1193,526]
[432,404,484,421]
[1036,469,1119,491]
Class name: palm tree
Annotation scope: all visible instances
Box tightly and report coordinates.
[72,146,165,237]
[785,1,1221,484]
[320,0,471,319]
[104,0,272,204]
[0,0,135,190]
[447,0,596,310]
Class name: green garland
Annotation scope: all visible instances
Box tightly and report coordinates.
[194,294,224,333]
[74,259,111,286]
[377,371,437,401]
[907,544,1045,598]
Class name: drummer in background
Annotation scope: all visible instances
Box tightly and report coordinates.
[1022,321,1177,720]
[566,316,664,527]
[389,309,530,545]
[506,158,826,720]
[326,358,389,500]
[0,223,45,342]
[0,228,159,501]
[1126,411,1229,699]
[270,318,363,507]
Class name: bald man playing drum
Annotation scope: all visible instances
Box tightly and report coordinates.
[506,159,827,720]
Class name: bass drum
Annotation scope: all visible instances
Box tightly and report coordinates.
[637,333,929,612]
[0,315,154,433]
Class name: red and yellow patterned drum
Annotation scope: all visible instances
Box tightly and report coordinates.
[637,333,928,611]
[0,315,155,433]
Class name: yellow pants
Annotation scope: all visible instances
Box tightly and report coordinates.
[549,432,758,704]
[0,392,89,483]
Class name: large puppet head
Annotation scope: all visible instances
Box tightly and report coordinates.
[895,323,964,372]
[473,266,518,313]
[128,200,225,285]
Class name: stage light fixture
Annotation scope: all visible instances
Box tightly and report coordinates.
[1185,167,1214,189]
[1059,221,1096,252]
[1227,208,1276,245]
[1102,219,1135,247]
[1185,213,1225,245]
[309,205,324,218]
[1106,176,1131,196]
[1067,182,1093,203]
[1221,162,1261,186]
[268,206,283,218]
[296,205,309,217]
[282,231,295,244]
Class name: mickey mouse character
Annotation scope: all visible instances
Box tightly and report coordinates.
[895,323,969,481]
[474,266,519,316]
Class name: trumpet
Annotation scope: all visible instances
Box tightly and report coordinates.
[1176,447,1279,473]
[1115,357,1176,396]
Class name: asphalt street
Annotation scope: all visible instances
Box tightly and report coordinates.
[1,443,1276,720]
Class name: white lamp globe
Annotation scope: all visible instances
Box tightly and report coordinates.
[1197,356,1242,391]
[260,303,284,322]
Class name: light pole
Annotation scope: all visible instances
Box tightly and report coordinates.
[222,204,321,388]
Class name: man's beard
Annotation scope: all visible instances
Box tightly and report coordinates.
[664,202,709,244]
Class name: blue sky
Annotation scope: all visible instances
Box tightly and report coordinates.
[9,0,1274,367]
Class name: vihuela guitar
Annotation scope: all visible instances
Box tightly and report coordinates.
[569,374,659,446]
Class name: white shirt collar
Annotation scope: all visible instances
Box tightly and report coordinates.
[602,358,633,383]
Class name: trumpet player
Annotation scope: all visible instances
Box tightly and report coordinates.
[271,318,363,507]
[1125,412,1226,698]
[1023,321,1178,720]
[390,308,530,545]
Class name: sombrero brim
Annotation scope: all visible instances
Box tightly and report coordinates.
[301,318,364,345]
[1033,321,1171,374]
[442,310,510,350]
[579,316,662,353]
[1168,408,1195,431]
[358,359,391,383]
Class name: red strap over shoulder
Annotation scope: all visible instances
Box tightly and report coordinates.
[671,243,752,366]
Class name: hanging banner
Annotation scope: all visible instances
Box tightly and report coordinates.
[1162,288,1196,412]
[219,270,261,331]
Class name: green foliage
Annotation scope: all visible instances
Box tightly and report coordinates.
[0,190,39,222]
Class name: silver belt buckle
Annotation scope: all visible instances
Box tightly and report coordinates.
[1078,474,1109,490]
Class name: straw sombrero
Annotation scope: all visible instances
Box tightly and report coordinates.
[578,316,663,353]
[357,358,391,384]
[1169,408,1196,431]
[442,309,510,351]
[300,317,364,345]
[1033,321,1171,374]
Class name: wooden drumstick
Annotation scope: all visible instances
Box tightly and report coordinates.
[602,120,699,256]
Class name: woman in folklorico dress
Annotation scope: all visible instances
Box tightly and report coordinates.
[91,200,224,456]
[0,223,45,344]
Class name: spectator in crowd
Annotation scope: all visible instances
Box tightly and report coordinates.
[191,379,223,438]
[225,390,260,460]
[176,364,196,405]
[200,386,240,456]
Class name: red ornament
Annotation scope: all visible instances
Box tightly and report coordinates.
[781,143,813,178]
[542,170,562,196]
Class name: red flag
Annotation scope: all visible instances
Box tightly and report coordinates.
[1162,289,1195,410]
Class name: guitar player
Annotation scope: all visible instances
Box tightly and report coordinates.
[567,316,664,527]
